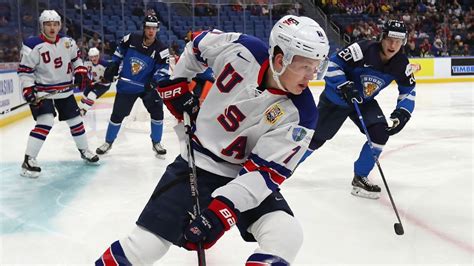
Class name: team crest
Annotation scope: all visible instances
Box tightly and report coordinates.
[265,104,284,124]
[130,58,146,75]
[291,127,307,142]
[361,75,385,97]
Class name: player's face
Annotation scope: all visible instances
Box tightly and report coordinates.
[381,37,404,58]
[89,55,99,64]
[144,26,157,41]
[281,55,321,95]
[42,21,60,40]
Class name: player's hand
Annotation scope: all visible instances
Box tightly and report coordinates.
[181,196,239,250]
[103,62,119,83]
[386,109,411,136]
[74,66,89,91]
[337,81,362,105]
[22,86,38,105]
[157,78,200,120]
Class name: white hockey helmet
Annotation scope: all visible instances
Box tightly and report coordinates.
[88,47,100,57]
[39,10,61,28]
[269,15,329,66]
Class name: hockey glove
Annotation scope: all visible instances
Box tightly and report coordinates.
[182,196,239,251]
[74,66,90,91]
[386,108,411,136]
[145,80,158,92]
[22,86,38,105]
[103,62,119,83]
[157,78,200,120]
[338,81,362,105]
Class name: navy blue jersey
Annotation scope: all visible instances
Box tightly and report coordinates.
[112,33,169,94]
[324,40,416,114]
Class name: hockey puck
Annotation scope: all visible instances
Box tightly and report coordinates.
[394,223,404,235]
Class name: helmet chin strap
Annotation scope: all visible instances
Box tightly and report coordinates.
[269,56,289,92]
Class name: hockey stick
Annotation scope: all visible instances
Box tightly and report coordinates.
[182,112,206,266]
[352,100,405,236]
[0,82,100,115]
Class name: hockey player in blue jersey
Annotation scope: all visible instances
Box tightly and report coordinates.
[96,15,329,265]
[95,15,170,158]
[307,20,416,199]
[78,47,111,116]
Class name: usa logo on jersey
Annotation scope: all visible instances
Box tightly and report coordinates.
[130,57,146,75]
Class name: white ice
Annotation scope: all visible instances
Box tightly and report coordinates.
[1,83,473,265]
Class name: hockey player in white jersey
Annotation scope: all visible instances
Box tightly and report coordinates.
[96,15,329,265]
[78,47,111,115]
[18,10,99,178]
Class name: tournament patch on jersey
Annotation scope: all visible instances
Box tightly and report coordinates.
[64,40,71,49]
[286,125,311,144]
[265,104,284,124]
[361,75,385,97]
[130,57,146,75]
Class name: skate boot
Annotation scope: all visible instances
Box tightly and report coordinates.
[152,141,167,159]
[80,149,100,163]
[96,142,112,155]
[21,155,41,178]
[351,175,381,199]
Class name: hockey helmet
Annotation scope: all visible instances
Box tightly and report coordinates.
[88,47,100,57]
[39,10,61,28]
[143,15,160,28]
[380,20,407,45]
[269,15,329,65]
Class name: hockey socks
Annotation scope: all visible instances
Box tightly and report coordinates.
[150,119,163,143]
[354,141,383,177]
[246,253,290,266]
[95,240,132,266]
[66,116,88,150]
[105,120,122,143]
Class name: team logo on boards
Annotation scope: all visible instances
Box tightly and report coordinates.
[361,75,385,97]
[265,104,284,124]
[291,127,307,142]
[130,58,146,75]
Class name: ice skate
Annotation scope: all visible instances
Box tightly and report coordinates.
[20,155,41,178]
[96,142,112,155]
[351,175,381,199]
[80,149,100,164]
[152,141,166,159]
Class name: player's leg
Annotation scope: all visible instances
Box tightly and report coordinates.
[141,90,166,158]
[302,92,351,163]
[95,226,172,265]
[238,192,301,265]
[55,95,99,163]
[21,100,55,178]
[78,84,109,116]
[349,100,389,199]
[96,93,138,154]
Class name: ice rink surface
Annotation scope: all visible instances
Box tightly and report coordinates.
[1,83,473,265]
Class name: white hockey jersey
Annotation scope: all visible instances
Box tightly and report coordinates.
[173,31,318,212]
[84,60,107,84]
[18,34,84,99]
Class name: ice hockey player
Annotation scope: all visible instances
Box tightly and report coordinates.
[95,15,169,158]
[306,19,416,199]
[96,15,329,265]
[18,9,99,178]
[78,47,111,116]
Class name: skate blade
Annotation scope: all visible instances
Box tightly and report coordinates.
[155,153,166,160]
[20,169,40,178]
[351,187,380,199]
[83,159,100,166]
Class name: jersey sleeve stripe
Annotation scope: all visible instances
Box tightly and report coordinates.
[192,31,209,65]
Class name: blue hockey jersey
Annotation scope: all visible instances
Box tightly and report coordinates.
[112,33,169,94]
[324,40,416,114]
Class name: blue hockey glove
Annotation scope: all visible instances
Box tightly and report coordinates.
[182,196,239,250]
[74,66,90,91]
[22,86,39,106]
[157,78,200,121]
[337,81,362,105]
[386,108,411,136]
